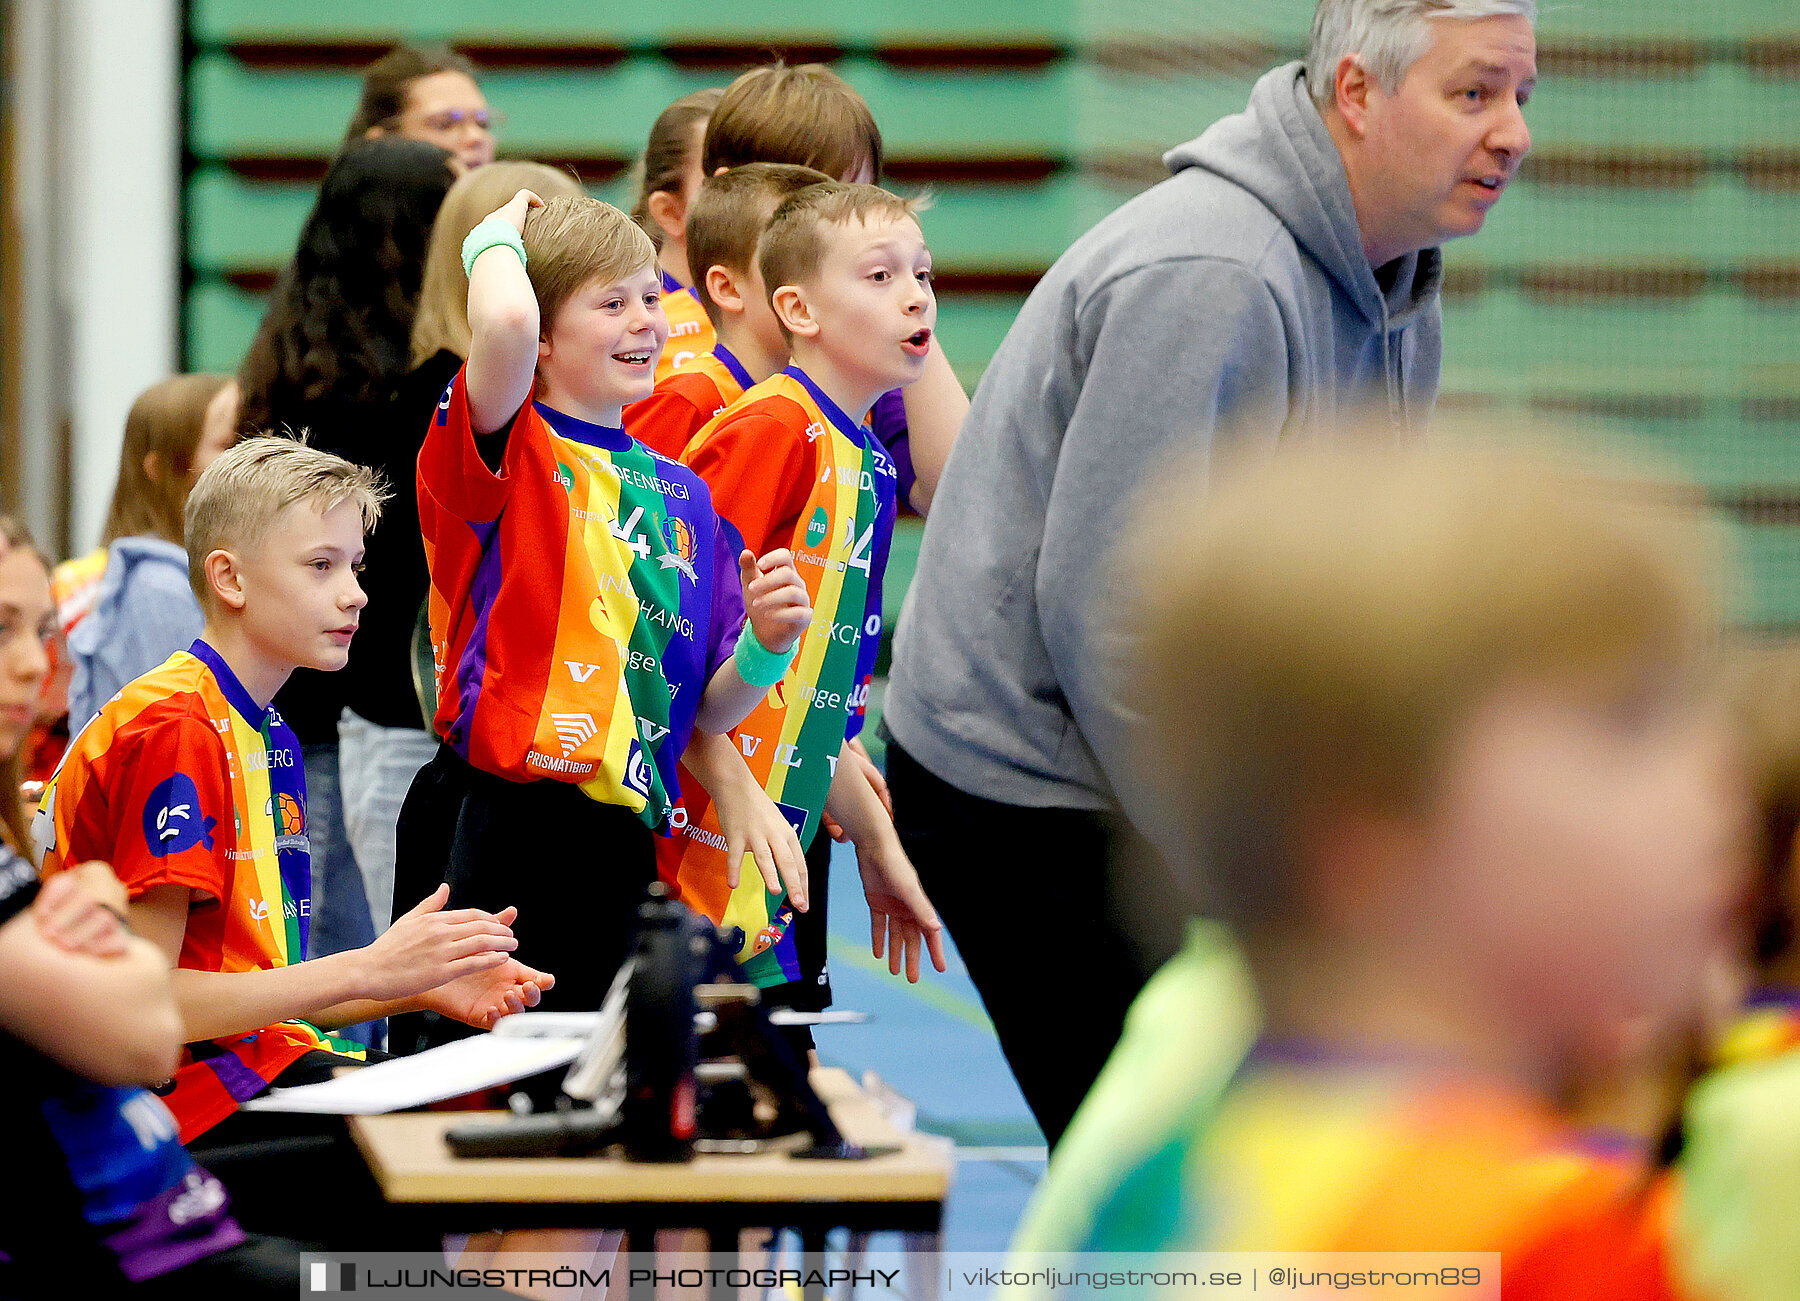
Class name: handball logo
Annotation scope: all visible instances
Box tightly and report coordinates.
[264,791,305,836]
[659,516,699,583]
[142,773,217,858]
[805,507,829,549]
[266,791,309,855]
[623,739,654,799]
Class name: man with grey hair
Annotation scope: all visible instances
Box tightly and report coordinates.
[882,0,1536,1145]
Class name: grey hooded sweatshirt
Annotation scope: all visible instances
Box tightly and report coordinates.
[884,62,1444,813]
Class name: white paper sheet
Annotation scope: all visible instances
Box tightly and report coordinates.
[240,1034,585,1114]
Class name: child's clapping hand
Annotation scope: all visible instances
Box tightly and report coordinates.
[740,549,810,654]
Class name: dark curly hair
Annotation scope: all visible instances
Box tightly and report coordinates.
[238,137,456,432]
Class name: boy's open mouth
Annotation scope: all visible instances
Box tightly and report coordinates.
[902,328,932,355]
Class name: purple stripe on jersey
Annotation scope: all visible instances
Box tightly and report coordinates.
[845,438,900,740]
[712,344,756,394]
[201,1051,275,1105]
[451,518,504,756]
[106,1168,247,1282]
[869,389,917,505]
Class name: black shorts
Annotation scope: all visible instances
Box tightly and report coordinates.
[758,828,836,1054]
[389,745,657,1053]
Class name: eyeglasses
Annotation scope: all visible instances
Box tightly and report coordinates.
[406,107,505,134]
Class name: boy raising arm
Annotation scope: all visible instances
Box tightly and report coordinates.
[393,188,811,1040]
[461,188,811,736]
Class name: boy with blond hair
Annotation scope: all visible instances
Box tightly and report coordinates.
[1056,440,1745,1288]
[395,189,813,1040]
[626,163,830,459]
[664,182,947,1022]
[35,436,551,1243]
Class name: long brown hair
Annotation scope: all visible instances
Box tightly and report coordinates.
[631,88,724,248]
[0,515,47,853]
[343,44,482,143]
[412,161,586,367]
[101,374,234,546]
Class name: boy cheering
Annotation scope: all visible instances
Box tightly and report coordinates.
[669,183,946,1017]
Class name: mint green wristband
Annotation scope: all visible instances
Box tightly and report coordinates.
[733,623,798,688]
[461,216,527,279]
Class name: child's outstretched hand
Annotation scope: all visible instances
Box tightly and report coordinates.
[821,737,891,843]
[740,549,810,655]
[856,840,948,984]
[357,885,520,1002]
[486,188,543,235]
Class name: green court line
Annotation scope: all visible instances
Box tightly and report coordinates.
[827,933,998,1034]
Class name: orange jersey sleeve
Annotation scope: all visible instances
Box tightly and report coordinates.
[656,284,717,383]
[625,368,727,460]
[682,405,816,558]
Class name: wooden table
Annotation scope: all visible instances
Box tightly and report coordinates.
[348,1068,952,1240]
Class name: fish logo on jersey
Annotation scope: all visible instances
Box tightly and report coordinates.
[658,516,699,583]
[805,507,829,549]
[436,382,454,425]
[142,773,217,857]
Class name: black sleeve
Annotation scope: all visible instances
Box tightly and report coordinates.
[0,843,40,927]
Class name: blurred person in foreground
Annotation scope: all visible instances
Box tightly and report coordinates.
[883,0,1537,1145]
[1016,438,1747,1294]
[0,516,297,1296]
[1666,645,1800,1301]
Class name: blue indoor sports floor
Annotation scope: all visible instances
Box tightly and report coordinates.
[810,840,1047,1252]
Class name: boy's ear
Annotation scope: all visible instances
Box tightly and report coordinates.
[538,330,553,364]
[704,264,749,317]
[646,189,687,245]
[771,284,818,340]
[203,548,248,612]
